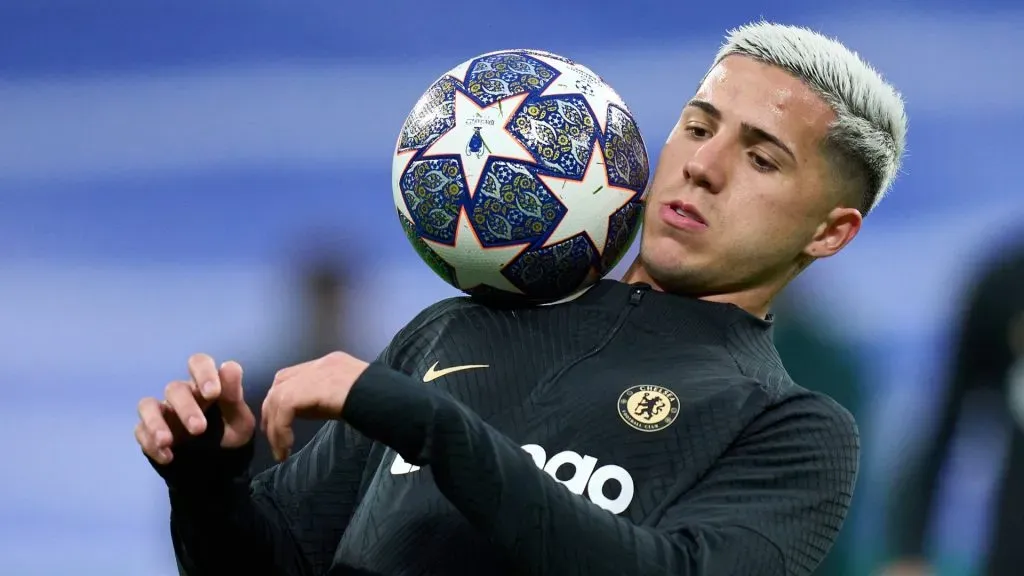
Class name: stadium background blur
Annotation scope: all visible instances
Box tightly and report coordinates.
[1,2,1022,575]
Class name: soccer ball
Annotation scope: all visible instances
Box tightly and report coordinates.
[392,49,649,304]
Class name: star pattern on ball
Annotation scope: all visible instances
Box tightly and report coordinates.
[422,209,530,294]
[446,59,475,85]
[538,140,637,255]
[421,90,535,197]
[391,149,418,222]
[532,53,627,133]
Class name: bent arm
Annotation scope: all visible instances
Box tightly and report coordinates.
[343,364,859,575]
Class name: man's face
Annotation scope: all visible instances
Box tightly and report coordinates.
[639,55,859,296]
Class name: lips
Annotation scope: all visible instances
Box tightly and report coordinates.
[667,201,707,225]
[658,201,708,232]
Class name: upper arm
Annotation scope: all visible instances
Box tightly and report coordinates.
[661,392,859,576]
[248,420,377,573]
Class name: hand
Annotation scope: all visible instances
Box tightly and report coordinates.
[261,351,369,462]
[135,354,256,465]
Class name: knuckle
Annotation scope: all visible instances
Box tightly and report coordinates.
[265,390,292,419]
[274,386,291,406]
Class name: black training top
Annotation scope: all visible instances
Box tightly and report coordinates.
[152,280,859,576]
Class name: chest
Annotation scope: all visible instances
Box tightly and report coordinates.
[336,347,762,574]
[390,320,762,515]
[333,307,771,573]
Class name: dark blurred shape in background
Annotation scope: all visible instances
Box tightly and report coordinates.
[245,248,356,473]
[886,237,1024,576]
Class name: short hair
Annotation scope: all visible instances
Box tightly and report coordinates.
[710,21,908,215]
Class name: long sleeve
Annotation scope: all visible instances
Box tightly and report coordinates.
[155,410,378,576]
[155,299,460,576]
[343,363,859,576]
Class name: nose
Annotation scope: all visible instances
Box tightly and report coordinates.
[682,139,727,194]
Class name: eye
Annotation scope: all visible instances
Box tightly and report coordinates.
[684,125,712,139]
[749,152,778,173]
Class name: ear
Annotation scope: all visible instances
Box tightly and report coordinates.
[803,207,862,259]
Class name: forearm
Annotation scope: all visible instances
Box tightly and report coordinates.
[342,364,787,575]
[169,479,309,576]
[152,418,313,576]
[424,399,784,575]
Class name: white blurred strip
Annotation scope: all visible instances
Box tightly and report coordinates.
[0,260,459,379]
[0,12,1021,183]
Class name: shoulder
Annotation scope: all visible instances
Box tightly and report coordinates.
[399,297,473,335]
[725,334,859,447]
[380,296,489,364]
[388,297,470,344]
[777,388,857,435]
[750,385,860,463]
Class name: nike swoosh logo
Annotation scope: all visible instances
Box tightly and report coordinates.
[422,361,489,383]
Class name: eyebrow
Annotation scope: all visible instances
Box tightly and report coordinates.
[684,99,797,163]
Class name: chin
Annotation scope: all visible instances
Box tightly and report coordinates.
[639,237,711,293]
[640,233,687,270]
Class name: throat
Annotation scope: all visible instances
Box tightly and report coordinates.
[622,258,664,292]
[620,257,774,320]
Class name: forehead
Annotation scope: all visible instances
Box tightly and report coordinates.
[694,55,835,153]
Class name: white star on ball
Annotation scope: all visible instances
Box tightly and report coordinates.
[421,90,536,198]
[392,149,418,223]
[538,140,637,255]
[422,209,531,294]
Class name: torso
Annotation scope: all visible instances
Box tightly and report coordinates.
[333,282,785,575]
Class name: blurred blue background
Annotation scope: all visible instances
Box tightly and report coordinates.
[1,2,1022,575]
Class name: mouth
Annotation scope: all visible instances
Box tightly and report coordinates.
[663,201,708,227]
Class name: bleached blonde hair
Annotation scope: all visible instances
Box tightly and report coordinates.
[711,21,908,214]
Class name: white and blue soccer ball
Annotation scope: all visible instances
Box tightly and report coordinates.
[392,49,649,304]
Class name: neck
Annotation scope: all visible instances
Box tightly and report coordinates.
[621,258,781,320]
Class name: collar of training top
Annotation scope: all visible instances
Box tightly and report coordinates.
[579,280,775,336]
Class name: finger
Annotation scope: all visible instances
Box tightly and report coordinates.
[188,353,222,401]
[260,393,270,434]
[217,360,245,408]
[264,388,295,462]
[260,385,283,435]
[135,422,172,464]
[260,373,286,433]
[218,361,256,446]
[164,380,207,436]
[137,397,174,448]
[272,419,294,462]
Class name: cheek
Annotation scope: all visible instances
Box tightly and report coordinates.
[649,141,687,189]
[723,184,807,249]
